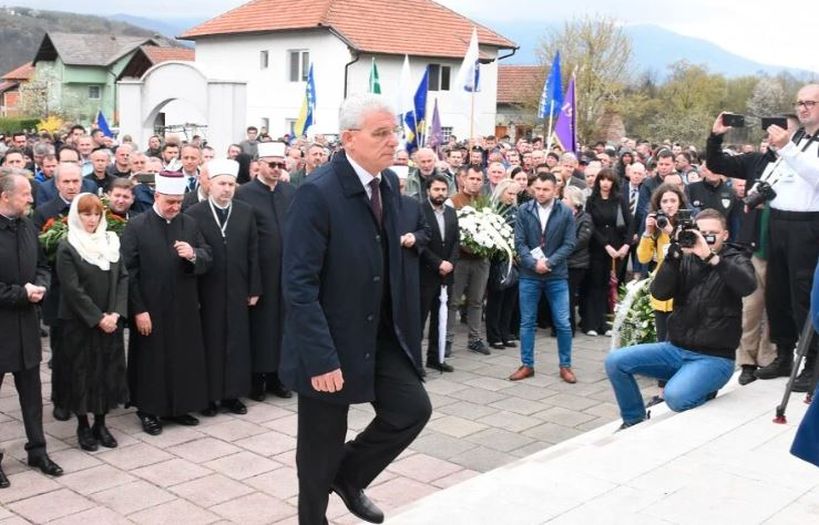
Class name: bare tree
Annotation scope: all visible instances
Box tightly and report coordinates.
[536,15,634,142]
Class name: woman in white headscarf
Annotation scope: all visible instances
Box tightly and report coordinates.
[54,193,128,452]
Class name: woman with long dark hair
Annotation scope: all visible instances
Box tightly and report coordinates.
[54,194,128,451]
[581,168,630,336]
[562,186,593,336]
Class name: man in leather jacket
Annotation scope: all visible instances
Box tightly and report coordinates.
[605,209,757,429]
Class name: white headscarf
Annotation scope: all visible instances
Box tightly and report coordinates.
[67,193,121,271]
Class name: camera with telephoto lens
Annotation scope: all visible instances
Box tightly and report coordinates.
[675,209,698,248]
[655,211,669,230]
[743,181,777,209]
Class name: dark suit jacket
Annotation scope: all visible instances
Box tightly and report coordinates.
[280,151,423,405]
[399,195,431,343]
[36,177,96,206]
[419,200,459,286]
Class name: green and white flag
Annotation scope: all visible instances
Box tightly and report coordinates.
[369,57,381,94]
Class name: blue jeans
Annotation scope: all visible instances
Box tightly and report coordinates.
[519,277,572,368]
[605,342,735,425]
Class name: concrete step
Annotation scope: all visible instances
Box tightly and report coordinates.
[386,374,819,524]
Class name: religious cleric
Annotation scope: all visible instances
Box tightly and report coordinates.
[186,159,261,415]
[121,170,212,435]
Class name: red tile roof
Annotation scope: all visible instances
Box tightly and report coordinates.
[2,62,34,81]
[180,0,516,58]
[0,81,18,94]
[142,46,195,64]
[497,65,542,105]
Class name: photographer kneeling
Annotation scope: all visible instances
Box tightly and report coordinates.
[605,209,757,429]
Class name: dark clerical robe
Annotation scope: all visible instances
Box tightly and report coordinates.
[121,209,211,416]
[186,199,262,401]
[235,179,294,373]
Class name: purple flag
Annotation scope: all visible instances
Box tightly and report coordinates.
[554,76,576,152]
[429,98,443,148]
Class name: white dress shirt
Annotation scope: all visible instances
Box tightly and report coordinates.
[772,133,819,212]
[347,154,381,198]
[537,200,554,233]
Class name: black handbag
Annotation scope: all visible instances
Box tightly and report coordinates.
[488,258,518,291]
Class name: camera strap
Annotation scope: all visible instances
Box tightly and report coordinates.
[756,128,819,189]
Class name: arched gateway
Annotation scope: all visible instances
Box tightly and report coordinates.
[118,61,247,155]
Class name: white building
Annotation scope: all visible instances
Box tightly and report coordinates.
[179,0,517,141]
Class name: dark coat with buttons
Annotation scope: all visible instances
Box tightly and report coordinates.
[280,151,423,405]
[0,215,50,372]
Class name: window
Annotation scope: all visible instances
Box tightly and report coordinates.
[442,127,453,141]
[260,50,269,69]
[288,50,310,82]
[285,118,297,135]
[428,64,451,91]
[260,118,269,134]
[88,85,101,100]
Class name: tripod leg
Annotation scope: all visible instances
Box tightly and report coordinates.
[774,319,814,423]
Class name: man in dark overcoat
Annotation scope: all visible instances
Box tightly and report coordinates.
[280,94,431,525]
[419,174,460,371]
[0,172,63,486]
[121,171,212,435]
[235,141,295,400]
[187,159,261,415]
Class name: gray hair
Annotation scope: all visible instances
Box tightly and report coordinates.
[563,185,586,209]
[338,93,395,131]
[561,152,578,163]
[90,148,111,160]
[55,161,82,182]
[0,169,29,196]
[33,143,55,156]
[491,178,519,204]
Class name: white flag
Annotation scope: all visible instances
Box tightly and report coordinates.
[454,27,480,92]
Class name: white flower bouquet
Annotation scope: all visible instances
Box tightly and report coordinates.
[610,275,657,350]
[456,202,516,261]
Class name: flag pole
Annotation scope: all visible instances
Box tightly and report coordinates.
[545,99,555,151]
[469,90,476,144]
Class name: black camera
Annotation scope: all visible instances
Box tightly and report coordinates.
[743,181,776,208]
[675,209,698,248]
[655,211,669,230]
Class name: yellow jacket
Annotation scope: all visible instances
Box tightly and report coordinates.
[637,232,674,312]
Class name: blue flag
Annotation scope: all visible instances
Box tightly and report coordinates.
[404,67,429,152]
[538,52,563,119]
[96,110,113,138]
[295,64,315,136]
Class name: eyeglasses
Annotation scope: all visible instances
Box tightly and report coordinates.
[794,100,819,110]
[266,161,286,169]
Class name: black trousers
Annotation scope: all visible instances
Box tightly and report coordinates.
[296,341,431,525]
[485,284,518,344]
[568,268,587,335]
[0,366,47,459]
[766,211,819,365]
[420,281,451,362]
[582,252,623,333]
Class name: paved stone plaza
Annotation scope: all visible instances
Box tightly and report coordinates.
[0,328,652,524]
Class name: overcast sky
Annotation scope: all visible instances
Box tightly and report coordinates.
[14,0,818,72]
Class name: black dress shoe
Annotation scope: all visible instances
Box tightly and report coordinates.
[489,341,506,350]
[249,384,266,402]
[222,399,248,415]
[331,480,384,524]
[267,383,293,399]
[166,414,199,426]
[53,406,71,422]
[93,424,118,448]
[77,425,98,451]
[426,360,454,373]
[137,412,163,436]
[738,365,757,386]
[28,455,63,477]
[503,340,517,348]
[0,455,9,489]
[200,402,218,417]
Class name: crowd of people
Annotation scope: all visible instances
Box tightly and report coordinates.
[0,84,818,522]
